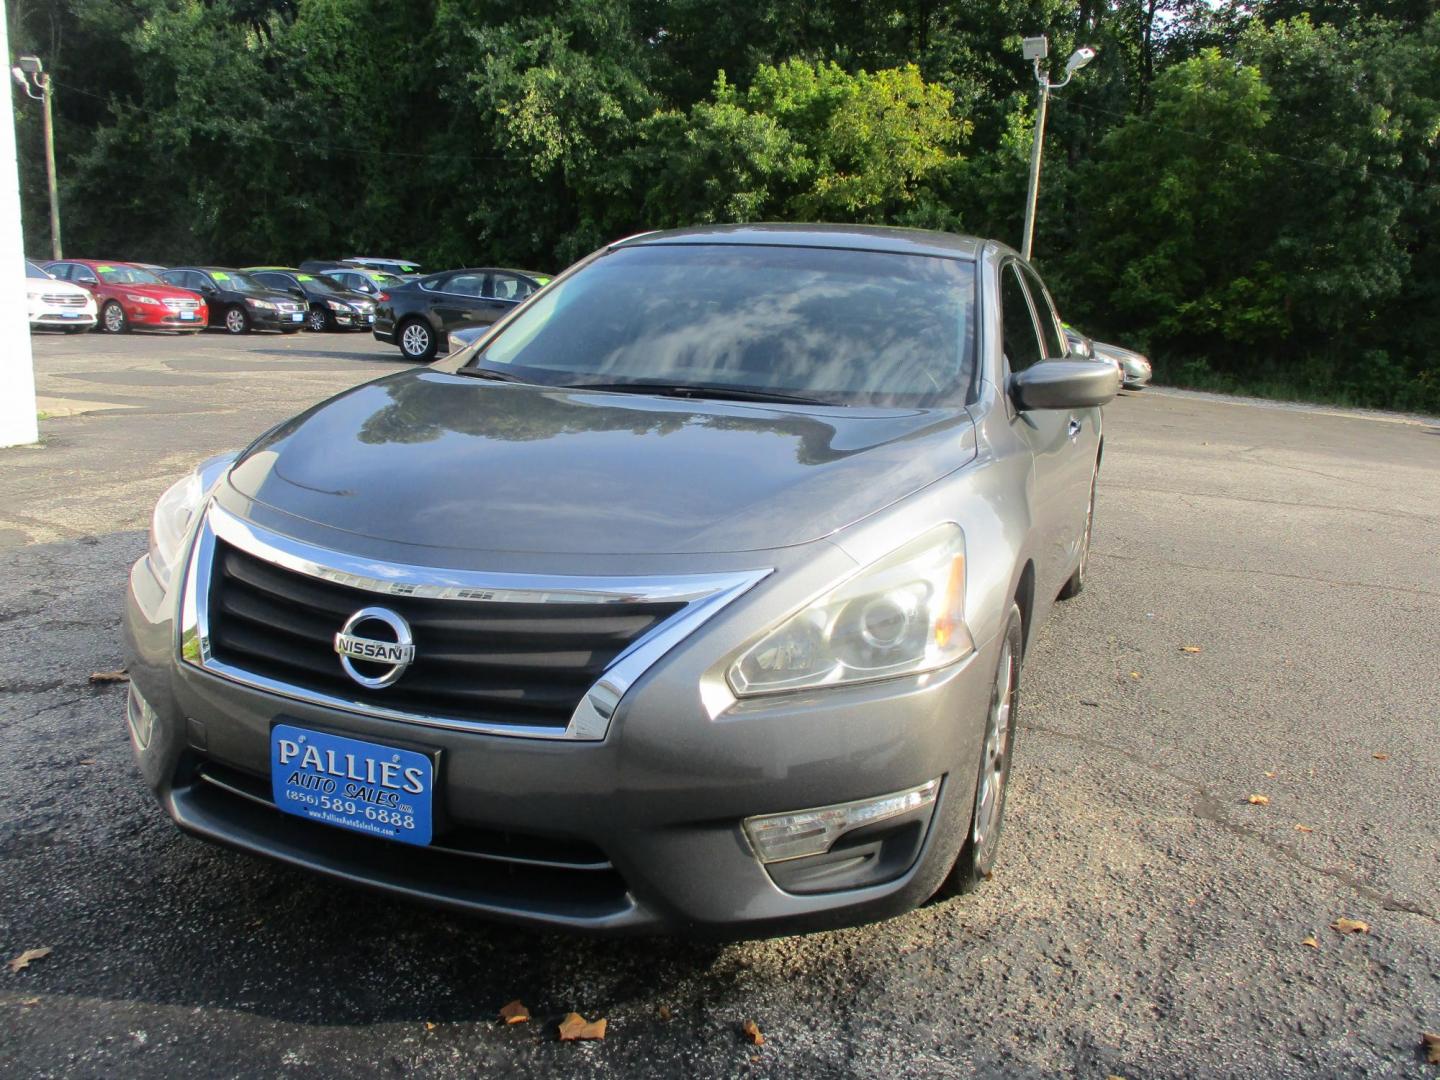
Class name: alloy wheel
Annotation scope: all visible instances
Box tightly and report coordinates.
[400,322,432,359]
[103,302,125,333]
[225,307,247,334]
[308,307,327,332]
[971,637,1015,872]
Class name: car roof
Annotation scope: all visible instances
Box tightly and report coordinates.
[57,258,141,267]
[611,223,985,261]
[243,266,298,272]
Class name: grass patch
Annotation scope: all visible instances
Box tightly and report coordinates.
[35,411,53,421]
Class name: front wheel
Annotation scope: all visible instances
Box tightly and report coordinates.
[398,319,437,362]
[224,305,250,334]
[307,305,332,332]
[938,603,1023,897]
[101,300,128,334]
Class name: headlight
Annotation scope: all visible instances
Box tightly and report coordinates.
[26,289,40,301]
[127,293,161,305]
[728,524,973,696]
[246,298,276,310]
[147,453,237,590]
[325,300,351,312]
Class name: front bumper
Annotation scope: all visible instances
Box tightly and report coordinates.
[247,307,308,331]
[129,305,207,330]
[124,536,995,935]
[329,309,376,330]
[29,307,96,329]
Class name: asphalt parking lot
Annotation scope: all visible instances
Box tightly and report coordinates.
[2,328,1438,1078]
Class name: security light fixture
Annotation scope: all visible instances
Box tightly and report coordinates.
[1020,40,1098,260]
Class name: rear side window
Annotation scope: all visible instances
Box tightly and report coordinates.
[444,273,486,297]
[1000,265,1043,373]
[48,263,72,280]
[1019,266,1064,359]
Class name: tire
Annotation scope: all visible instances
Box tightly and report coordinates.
[397,318,437,362]
[938,603,1023,896]
[1058,466,1097,600]
[307,305,332,332]
[101,300,128,334]
[224,305,250,335]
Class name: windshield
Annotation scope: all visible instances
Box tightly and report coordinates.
[295,272,349,295]
[96,264,162,286]
[25,261,50,279]
[208,270,270,294]
[366,271,404,289]
[466,244,977,407]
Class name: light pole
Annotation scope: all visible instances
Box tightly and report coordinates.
[11,54,60,259]
[1020,36,1095,261]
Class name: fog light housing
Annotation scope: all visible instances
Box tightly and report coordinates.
[126,684,157,749]
[744,779,940,864]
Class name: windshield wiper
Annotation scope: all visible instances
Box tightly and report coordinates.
[463,367,532,384]
[559,381,838,407]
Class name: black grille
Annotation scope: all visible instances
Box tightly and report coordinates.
[186,761,632,917]
[207,540,685,728]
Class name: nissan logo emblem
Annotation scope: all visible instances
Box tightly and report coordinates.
[333,607,416,689]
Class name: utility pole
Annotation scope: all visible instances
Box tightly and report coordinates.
[12,54,60,258]
[1,10,40,448]
[1020,36,1096,262]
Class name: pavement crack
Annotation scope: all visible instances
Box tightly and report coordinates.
[1024,721,1440,925]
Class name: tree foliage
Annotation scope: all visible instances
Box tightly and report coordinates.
[8,0,1440,410]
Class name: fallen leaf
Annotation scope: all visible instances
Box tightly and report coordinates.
[656,1004,672,1022]
[1294,824,1313,833]
[557,1012,606,1041]
[1301,936,1319,949]
[1423,1032,1440,1065]
[1264,771,1277,779]
[1179,645,1202,654]
[424,1022,437,1032]
[741,1019,764,1046]
[1129,671,1141,680]
[1372,752,1389,761]
[78,758,95,766]
[1248,794,1270,806]
[499,1000,530,1025]
[88,670,129,684]
[1330,917,1370,935]
[7,947,52,973]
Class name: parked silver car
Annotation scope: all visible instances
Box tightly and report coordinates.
[123,225,1116,935]
[1092,340,1152,389]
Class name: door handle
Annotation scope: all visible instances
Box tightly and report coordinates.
[1068,417,1082,438]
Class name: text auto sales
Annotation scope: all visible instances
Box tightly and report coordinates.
[276,739,424,809]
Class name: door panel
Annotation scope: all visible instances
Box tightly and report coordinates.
[999,263,1073,603]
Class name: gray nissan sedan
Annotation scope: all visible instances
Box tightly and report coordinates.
[124,224,1117,935]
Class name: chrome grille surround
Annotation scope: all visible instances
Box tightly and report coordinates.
[179,503,770,741]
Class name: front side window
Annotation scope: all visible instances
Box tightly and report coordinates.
[466,244,977,408]
[25,260,50,279]
[1019,266,1064,359]
[487,274,536,302]
[999,265,1043,373]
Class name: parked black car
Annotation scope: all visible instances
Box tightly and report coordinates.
[298,261,409,299]
[242,267,377,332]
[373,267,551,361]
[160,267,307,334]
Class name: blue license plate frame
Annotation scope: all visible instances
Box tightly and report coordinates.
[270,723,434,845]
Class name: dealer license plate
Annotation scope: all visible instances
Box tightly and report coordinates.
[179,311,197,320]
[271,724,433,845]
[291,312,304,322]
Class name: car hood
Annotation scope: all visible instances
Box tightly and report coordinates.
[226,370,977,556]
[29,278,90,297]
[116,283,199,302]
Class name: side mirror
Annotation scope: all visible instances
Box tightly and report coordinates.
[1010,360,1119,411]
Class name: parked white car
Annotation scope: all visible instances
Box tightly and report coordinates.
[26,259,97,332]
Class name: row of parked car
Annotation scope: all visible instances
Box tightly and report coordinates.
[24,255,555,360]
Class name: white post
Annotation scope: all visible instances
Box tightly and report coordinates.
[0,1,40,448]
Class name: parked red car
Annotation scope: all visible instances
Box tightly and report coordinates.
[43,259,207,334]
